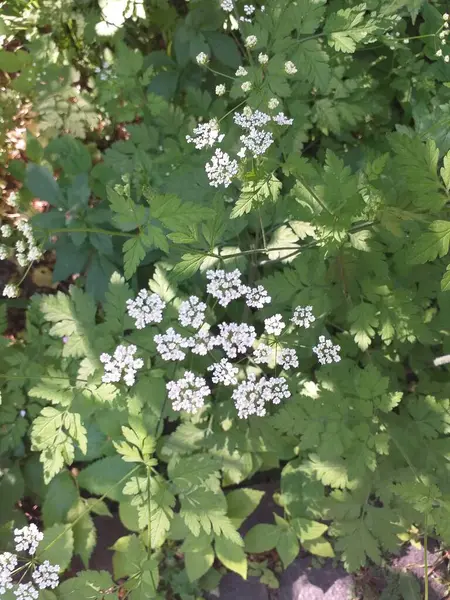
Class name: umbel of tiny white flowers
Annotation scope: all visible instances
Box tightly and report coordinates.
[100,344,144,386]
[14,524,43,556]
[205,149,239,188]
[284,60,297,75]
[215,83,226,96]
[186,119,224,150]
[126,289,166,329]
[196,52,209,65]
[3,282,20,298]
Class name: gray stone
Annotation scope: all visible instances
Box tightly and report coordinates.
[278,557,354,600]
[214,573,270,600]
[391,544,447,600]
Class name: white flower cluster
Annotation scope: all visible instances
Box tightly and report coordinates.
[100,344,144,386]
[215,84,226,96]
[245,35,258,48]
[245,284,271,308]
[32,561,59,590]
[313,336,341,365]
[232,373,291,418]
[13,582,39,600]
[196,52,209,65]
[208,358,239,386]
[277,347,298,369]
[186,327,217,355]
[126,289,166,329]
[233,107,293,158]
[206,268,247,306]
[236,66,248,77]
[15,221,43,267]
[284,60,297,74]
[436,12,450,62]
[0,552,17,594]
[253,342,274,364]
[264,314,285,336]
[244,4,255,15]
[205,149,239,188]
[167,371,210,413]
[14,525,43,556]
[154,328,189,361]
[186,119,224,150]
[220,0,233,10]
[292,305,316,328]
[3,283,20,298]
[179,296,207,329]
[217,322,257,358]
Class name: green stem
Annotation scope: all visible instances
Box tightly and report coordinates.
[219,99,247,123]
[206,66,236,81]
[39,227,136,238]
[424,512,429,600]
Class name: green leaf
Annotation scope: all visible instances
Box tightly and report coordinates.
[77,456,136,502]
[398,572,421,600]
[215,536,247,579]
[409,220,450,264]
[442,265,450,291]
[244,523,280,553]
[302,537,335,558]
[112,534,146,579]
[172,253,206,280]
[123,236,147,280]
[291,518,328,541]
[72,512,97,568]
[206,32,241,68]
[185,545,215,582]
[42,471,79,527]
[107,181,147,231]
[45,135,91,176]
[0,462,24,521]
[231,174,281,219]
[25,163,63,207]
[0,49,29,72]
[226,488,265,529]
[36,523,74,572]
[441,151,450,191]
[292,40,330,92]
[275,528,299,568]
[348,303,378,351]
[58,571,118,600]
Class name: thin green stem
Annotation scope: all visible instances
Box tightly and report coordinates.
[219,99,247,123]
[38,227,136,238]
[206,66,236,81]
[424,512,429,600]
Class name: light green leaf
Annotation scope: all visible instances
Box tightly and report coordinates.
[302,537,335,558]
[349,302,378,351]
[226,488,265,529]
[244,523,280,553]
[72,511,97,568]
[291,518,328,541]
[26,163,63,207]
[36,523,74,572]
[441,151,450,191]
[215,536,247,579]
[57,571,118,600]
[172,253,206,280]
[77,456,136,502]
[442,265,450,291]
[185,545,215,582]
[409,221,450,264]
[276,528,299,568]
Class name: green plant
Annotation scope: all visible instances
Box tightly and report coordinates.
[2,1,450,599]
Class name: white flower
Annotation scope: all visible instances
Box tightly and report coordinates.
[235,66,248,76]
[13,582,39,600]
[268,97,279,110]
[215,84,226,96]
[154,328,189,361]
[291,305,315,328]
[14,524,43,556]
[220,0,234,11]
[32,561,60,589]
[6,193,17,207]
[272,112,293,125]
[245,35,258,48]
[3,283,19,298]
[240,128,274,157]
[216,322,257,358]
[264,314,285,336]
[233,374,290,418]
[436,49,443,57]
[186,119,224,150]
[277,347,298,370]
[234,109,271,129]
[27,246,42,262]
[179,296,207,329]
[284,60,297,75]
[185,327,217,355]
[196,52,209,65]
[1,224,12,238]
[0,245,9,260]
[253,342,274,364]
[206,269,246,306]
[208,358,238,385]
[258,53,269,64]
[126,290,166,329]
[445,55,450,63]
[241,81,252,92]
[100,344,144,386]
[0,552,17,594]
[313,335,341,365]
[167,371,210,413]
[444,13,449,20]
[244,4,255,15]
[245,285,271,308]
[205,149,239,188]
